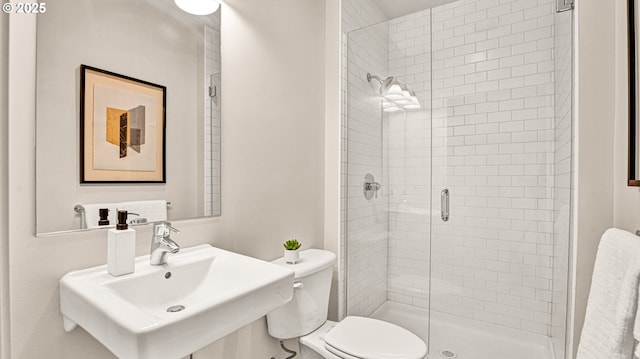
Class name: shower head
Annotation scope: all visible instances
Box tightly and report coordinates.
[367,73,404,100]
[380,76,396,94]
[367,73,395,94]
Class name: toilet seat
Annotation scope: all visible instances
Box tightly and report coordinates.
[323,316,427,359]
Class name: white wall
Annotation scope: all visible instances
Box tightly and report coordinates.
[35,0,204,233]
[572,0,616,356]
[219,0,326,259]
[4,0,332,357]
[324,0,342,322]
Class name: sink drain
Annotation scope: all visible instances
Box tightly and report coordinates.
[166,305,185,313]
[439,350,457,359]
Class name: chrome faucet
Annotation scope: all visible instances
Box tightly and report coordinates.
[150,221,180,265]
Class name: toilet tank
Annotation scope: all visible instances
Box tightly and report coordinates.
[266,249,336,339]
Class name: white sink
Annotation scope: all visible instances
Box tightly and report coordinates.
[60,244,294,359]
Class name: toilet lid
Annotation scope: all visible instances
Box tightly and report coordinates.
[324,316,427,359]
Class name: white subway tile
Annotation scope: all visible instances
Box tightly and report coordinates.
[476,18,500,32]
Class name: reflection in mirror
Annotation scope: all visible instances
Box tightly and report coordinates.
[36,0,221,234]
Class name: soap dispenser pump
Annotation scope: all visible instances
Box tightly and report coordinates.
[107,210,136,276]
[98,208,110,226]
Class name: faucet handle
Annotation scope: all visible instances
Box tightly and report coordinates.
[154,221,180,237]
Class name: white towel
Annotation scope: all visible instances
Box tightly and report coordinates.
[577,228,640,359]
[81,203,118,229]
[117,200,167,223]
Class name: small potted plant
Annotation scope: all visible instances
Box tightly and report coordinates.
[283,239,302,264]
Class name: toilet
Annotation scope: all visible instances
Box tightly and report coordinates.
[267,249,427,359]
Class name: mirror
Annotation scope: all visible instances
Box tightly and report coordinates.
[35,0,221,234]
[630,0,640,186]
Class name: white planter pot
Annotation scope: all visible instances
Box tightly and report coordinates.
[284,249,300,264]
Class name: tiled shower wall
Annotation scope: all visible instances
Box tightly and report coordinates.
[429,0,556,335]
[341,0,387,319]
[204,23,221,217]
[385,10,432,308]
[551,7,572,359]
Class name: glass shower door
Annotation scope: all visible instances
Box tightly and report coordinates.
[428,1,572,358]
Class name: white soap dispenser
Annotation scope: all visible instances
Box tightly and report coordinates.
[107,210,136,276]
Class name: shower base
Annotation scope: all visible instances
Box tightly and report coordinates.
[370,301,555,359]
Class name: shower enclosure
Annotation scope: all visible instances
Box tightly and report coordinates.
[341,1,573,358]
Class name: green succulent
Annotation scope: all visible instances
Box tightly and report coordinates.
[283,239,302,250]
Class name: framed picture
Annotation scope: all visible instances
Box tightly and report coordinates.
[80,65,166,183]
[629,0,640,186]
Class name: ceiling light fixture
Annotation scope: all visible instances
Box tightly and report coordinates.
[174,0,220,15]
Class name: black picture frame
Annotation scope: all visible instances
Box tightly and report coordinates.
[80,65,166,184]
[629,0,640,186]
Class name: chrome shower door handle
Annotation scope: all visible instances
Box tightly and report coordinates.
[441,189,449,222]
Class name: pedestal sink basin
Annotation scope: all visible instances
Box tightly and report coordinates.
[60,244,294,359]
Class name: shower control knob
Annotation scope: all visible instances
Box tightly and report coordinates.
[364,182,381,191]
[363,173,381,200]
